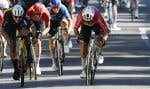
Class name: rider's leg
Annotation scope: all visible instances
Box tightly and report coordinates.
[79,40,88,78]
[112,0,120,29]
[2,29,20,80]
[48,37,58,71]
[34,38,42,75]
[134,0,139,18]
[103,0,109,17]
[79,25,91,78]
[2,36,7,57]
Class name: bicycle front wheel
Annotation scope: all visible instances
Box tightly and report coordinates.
[57,40,64,76]
[86,50,93,85]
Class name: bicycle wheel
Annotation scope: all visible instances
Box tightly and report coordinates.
[90,51,98,85]
[0,41,4,72]
[57,40,64,76]
[30,43,37,80]
[19,41,27,87]
[19,54,25,87]
[86,48,93,85]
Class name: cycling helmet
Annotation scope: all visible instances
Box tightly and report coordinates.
[51,0,61,7]
[0,10,3,25]
[33,3,45,14]
[12,4,24,16]
[82,6,95,21]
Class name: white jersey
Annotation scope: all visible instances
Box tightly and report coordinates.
[0,0,10,9]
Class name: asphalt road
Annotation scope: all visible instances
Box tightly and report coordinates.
[1,0,150,89]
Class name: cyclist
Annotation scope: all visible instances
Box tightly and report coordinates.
[74,6,110,78]
[61,0,75,18]
[1,4,29,80]
[103,0,120,29]
[48,0,72,71]
[0,0,10,57]
[27,2,50,75]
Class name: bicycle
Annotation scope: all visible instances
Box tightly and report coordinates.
[55,27,65,76]
[85,32,101,85]
[0,33,5,72]
[17,32,37,87]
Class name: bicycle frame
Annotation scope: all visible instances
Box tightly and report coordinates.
[17,34,37,87]
[56,27,65,76]
[17,36,27,87]
[85,32,99,85]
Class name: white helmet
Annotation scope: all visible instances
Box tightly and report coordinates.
[12,4,24,16]
[82,6,95,21]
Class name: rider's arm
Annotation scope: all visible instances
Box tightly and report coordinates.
[74,11,83,36]
[41,10,50,36]
[95,9,110,40]
[69,0,75,16]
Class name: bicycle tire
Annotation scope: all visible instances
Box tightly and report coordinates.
[18,39,28,87]
[57,40,64,76]
[90,51,98,85]
[56,28,65,76]
[86,47,92,85]
[19,55,25,87]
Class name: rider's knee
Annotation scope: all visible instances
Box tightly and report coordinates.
[96,36,105,48]
[79,41,88,59]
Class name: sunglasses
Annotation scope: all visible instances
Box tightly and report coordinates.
[13,16,23,19]
[52,6,59,9]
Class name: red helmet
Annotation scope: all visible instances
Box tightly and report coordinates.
[0,10,4,25]
[33,3,45,15]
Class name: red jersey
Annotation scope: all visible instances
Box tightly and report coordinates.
[27,3,50,27]
[0,10,4,25]
[61,0,74,4]
[74,7,108,31]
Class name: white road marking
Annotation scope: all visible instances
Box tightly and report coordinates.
[139,28,150,39]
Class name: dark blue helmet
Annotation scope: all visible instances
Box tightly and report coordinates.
[51,0,61,7]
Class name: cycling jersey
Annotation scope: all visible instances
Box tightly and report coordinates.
[49,4,71,37]
[74,6,108,31]
[2,9,29,41]
[0,10,3,24]
[61,0,74,4]
[50,4,70,21]
[27,3,50,27]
